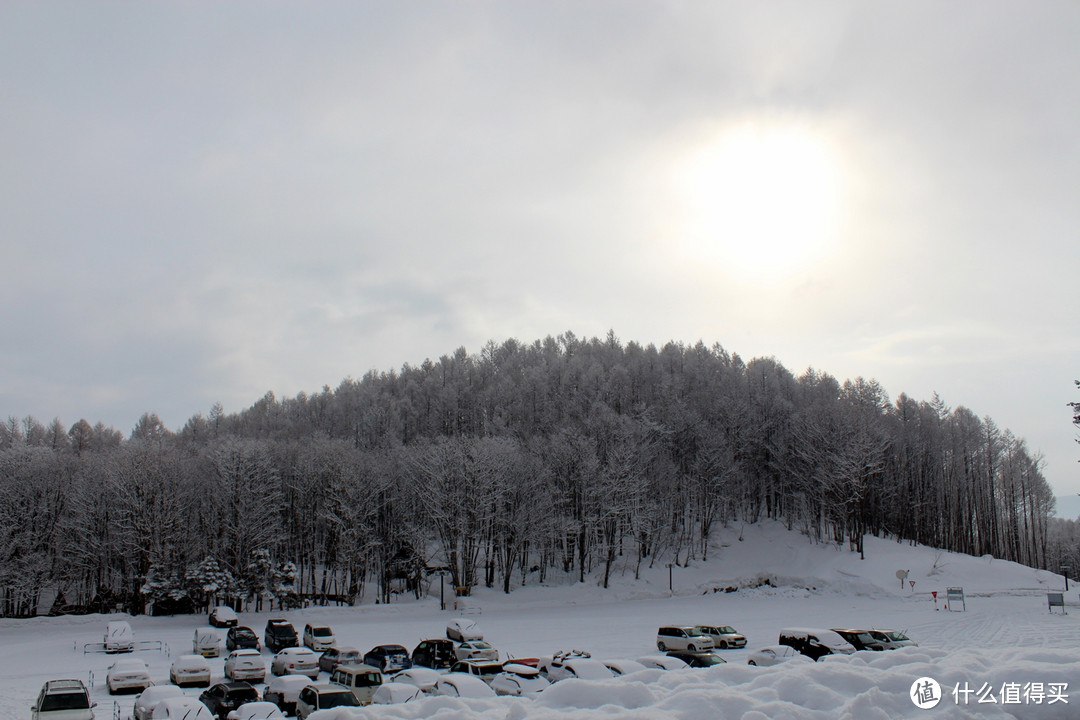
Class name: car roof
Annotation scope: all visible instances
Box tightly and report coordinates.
[43,680,87,692]
[306,683,352,693]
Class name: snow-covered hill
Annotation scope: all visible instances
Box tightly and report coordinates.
[2,522,1077,720]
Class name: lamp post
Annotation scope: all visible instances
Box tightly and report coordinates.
[667,563,674,594]
[1063,566,1070,593]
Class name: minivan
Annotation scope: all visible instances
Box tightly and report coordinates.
[656,626,714,652]
[329,664,384,705]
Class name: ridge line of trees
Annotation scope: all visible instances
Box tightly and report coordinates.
[0,332,1066,617]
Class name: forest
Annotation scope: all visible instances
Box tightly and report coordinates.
[0,332,1071,618]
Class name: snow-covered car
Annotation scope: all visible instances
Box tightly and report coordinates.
[490,663,550,697]
[209,606,239,628]
[171,654,212,687]
[540,651,614,682]
[655,626,714,652]
[152,697,215,720]
[295,683,361,719]
[224,649,267,682]
[106,657,151,694]
[411,638,456,669]
[831,628,887,651]
[199,681,260,720]
[449,659,504,683]
[302,624,335,652]
[262,675,312,716]
[746,645,813,667]
[329,664,384,705]
[778,628,856,661]
[692,624,747,649]
[317,646,363,673]
[105,620,135,653]
[868,629,917,650]
[32,679,95,720]
[270,647,319,678]
[666,650,727,667]
[637,654,690,670]
[134,685,187,720]
[603,659,648,676]
[363,644,412,671]
[225,701,285,720]
[372,682,423,704]
[446,618,483,642]
[454,640,499,662]
[226,627,260,652]
[433,674,497,698]
[391,667,441,693]
[194,627,222,658]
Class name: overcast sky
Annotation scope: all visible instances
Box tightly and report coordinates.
[2,2,1078,498]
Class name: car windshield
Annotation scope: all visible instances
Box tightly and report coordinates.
[321,691,360,708]
[886,631,909,641]
[852,632,875,645]
[692,654,726,666]
[40,693,90,711]
[718,627,736,634]
[313,627,332,636]
[236,628,256,638]
[230,688,260,703]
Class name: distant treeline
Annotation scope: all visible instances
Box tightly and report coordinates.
[0,332,1066,617]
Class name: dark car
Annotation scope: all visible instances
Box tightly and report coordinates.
[317,646,364,674]
[198,681,259,720]
[412,639,456,670]
[665,650,728,667]
[831,628,886,651]
[264,619,299,653]
[226,626,260,652]
[363,644,412,672]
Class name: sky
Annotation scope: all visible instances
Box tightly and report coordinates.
[2,2,1078,497]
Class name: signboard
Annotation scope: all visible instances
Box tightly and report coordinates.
[1048,592,1066,614]
[946,586,966,612]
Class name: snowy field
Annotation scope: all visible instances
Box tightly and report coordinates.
[3,522,1078,719]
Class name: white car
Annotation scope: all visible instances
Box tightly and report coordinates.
[152,697,215,720]
[270,647,319,678]
[372,682,423,704]
[226,701,286,720]
[107,657,151,694]
[603,659,648,676]
[869,629,918,650]
[209,606,239,628]
[693,624,747,649]
[490,664,550,697]
[302,624,336,651]
[391,667,441,693]
[134,685,187,720]
[295,683,361,719]
[746,645,813,667]
[171,654,212,687]
[193,627,222,658]
[655,626,714,652]
[225,649,267,682]
[262,675,312,716]
[541,652,614,683]
[636,654,689,670]
[105,621,136,653]
[446,618,483,642]
[434,674,497,698]
[32,679,96,720]
[454,640,499,662]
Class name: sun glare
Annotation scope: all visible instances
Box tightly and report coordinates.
[672,122,845,281]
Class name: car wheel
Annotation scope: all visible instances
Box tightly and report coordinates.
[688,644,696,651]
[719,641,728,649]
[657,642,666,652]
[748,660,756,666]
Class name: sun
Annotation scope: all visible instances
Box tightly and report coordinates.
[671,121,845,281]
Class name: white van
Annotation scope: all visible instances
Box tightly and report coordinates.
[105,621,135,653]
[32,679,96,720]
[193,627,221,658]
[329,664,384,705]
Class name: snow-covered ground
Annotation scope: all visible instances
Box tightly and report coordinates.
[3,522,1077,719]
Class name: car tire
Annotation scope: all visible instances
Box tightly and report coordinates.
[657,642,666,652]
[687,644,696,651]
[748,660,756,666]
